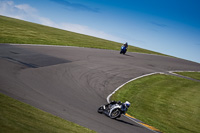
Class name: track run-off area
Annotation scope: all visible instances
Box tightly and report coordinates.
[0,44,200,133]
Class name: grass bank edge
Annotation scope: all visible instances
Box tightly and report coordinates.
[111,73,200,133]
[0,93,96,133]
[174,71,200,80]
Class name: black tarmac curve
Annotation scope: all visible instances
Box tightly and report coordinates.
[0,44,200,133]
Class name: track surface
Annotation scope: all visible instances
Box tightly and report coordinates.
[1,44,200,133]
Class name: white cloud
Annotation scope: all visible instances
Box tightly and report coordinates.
[0,0,122,42]
[15,4,37,13]
[38,17,56,27]
[0,0,36,20]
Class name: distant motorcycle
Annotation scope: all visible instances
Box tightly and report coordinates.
[120,46,127,54]
[98,101,126,119]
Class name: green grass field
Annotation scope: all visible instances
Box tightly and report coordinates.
[175,72,200,80]
[111,74,200,133]
[0,93,95,133]
[0,15,167,56]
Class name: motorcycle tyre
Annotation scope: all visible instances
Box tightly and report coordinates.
[97,106,104,114]
[110,108,121,119]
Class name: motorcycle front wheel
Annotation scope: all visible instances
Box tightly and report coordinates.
[110,108,121,119]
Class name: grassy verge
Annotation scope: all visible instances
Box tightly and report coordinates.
[0,93,95,133]
[0,15,167,56]
[175,72,200,80]
[111,74,200,133]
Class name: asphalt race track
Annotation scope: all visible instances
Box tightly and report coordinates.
[1,44,200,133]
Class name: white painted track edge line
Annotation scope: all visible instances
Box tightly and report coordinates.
[106,72,163,103]
[107,70,200,103]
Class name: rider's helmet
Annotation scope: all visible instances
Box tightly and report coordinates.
[124,101,130,107]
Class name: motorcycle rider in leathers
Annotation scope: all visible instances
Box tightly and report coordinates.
[103,101,131,116]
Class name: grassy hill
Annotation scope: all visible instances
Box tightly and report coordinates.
[0,15,167,56]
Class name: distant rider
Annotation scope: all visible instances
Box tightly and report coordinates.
[121,42,128,53]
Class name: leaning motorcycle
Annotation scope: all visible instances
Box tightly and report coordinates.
[98,102,123,119]
[120,46,127,54]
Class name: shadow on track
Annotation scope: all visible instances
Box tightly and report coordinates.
[114,118,140,127]
[123,54,135,58]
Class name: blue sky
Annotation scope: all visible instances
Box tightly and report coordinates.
[0,0,200,63]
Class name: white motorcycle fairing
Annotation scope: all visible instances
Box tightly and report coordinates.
[108,104,122,117]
